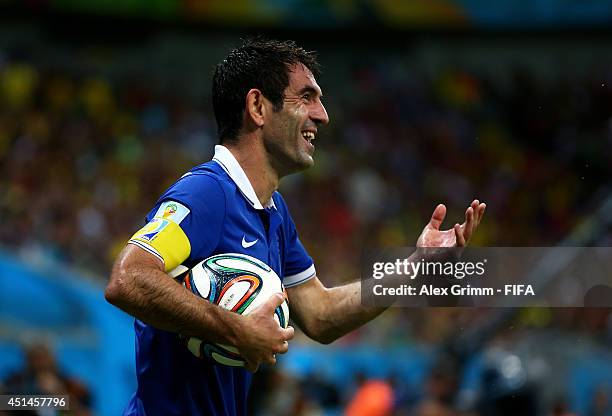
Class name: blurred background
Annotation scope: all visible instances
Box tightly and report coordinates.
[1,1,612,415]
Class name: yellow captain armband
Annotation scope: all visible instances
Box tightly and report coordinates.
[129,217,191,272]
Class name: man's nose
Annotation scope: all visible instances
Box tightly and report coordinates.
[311,101,329,125]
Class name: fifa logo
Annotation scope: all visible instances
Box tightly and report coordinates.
[163,203,178,218]
[137,219,170,242]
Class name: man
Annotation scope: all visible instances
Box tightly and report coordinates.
[105,38,486,415]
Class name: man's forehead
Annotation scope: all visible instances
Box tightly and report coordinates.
[287,63,322,95]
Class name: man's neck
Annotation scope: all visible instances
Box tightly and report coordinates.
[223,141,279,207]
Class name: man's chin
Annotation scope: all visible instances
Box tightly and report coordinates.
[299,154,315,170]
[280,155,314,177]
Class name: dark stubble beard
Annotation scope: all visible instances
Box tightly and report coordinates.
[263,132,311,178]
[263,111,312,177]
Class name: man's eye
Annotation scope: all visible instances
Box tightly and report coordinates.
[302,93,311,101]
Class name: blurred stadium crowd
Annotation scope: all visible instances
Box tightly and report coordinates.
[2,48,612,277]
[1,38,612,415]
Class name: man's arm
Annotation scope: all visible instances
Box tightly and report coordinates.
[288,200,486,344]
[286,249,421,344]
[105,244,294,371]
[287,276,383,344]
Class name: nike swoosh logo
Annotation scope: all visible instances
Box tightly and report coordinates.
[241,236,258,248]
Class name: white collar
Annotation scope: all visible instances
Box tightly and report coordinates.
[212,145,276,210]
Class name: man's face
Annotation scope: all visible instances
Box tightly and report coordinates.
[262,63,329,176]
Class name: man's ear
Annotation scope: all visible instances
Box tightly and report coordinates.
[245,89,266,127]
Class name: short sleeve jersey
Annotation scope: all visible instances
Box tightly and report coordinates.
[123,145,316,416]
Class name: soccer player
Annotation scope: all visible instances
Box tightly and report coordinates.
[105,38,486,415]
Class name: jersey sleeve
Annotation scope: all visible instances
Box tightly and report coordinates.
[129,173,226,272]
[276,194,316,288]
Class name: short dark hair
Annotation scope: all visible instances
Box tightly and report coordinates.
[212,38,321,143]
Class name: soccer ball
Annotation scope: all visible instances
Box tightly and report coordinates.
[178,253,289,367]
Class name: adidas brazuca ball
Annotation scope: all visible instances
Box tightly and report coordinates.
[176,253,289,367]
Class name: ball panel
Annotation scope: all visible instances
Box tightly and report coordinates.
[187,337,203,358]
[189,266,212,300]
[217,344,239,354]
[274,301,289,329]
[208,255,272,275]
[183,273,193,291]
[210,352,244,367]
[217,275,261,312]
[204,343,246,367]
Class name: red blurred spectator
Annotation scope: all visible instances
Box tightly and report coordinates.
[345,377,394,416]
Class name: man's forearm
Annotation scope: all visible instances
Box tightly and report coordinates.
[105,256,242,346]
[296,252,427,344]
[316,281,387,343]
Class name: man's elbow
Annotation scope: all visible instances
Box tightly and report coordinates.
[104,281,121,306]
[104,269,131,307]
[301,321,339,345]
[313,332,336,345]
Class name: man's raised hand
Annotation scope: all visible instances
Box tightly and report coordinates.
[417,200,486,248]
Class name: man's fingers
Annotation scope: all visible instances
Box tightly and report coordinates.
[471,200,485,225]
[463,206,475,241]
[275,341,289,354]
[241,296,291,374]
[282,325,295,341]
[429,204,446,231]
[454,223,466,246]
[477,203,486,226]
[260,292,286,313]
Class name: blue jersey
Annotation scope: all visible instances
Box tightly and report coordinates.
[124,145,316,415]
